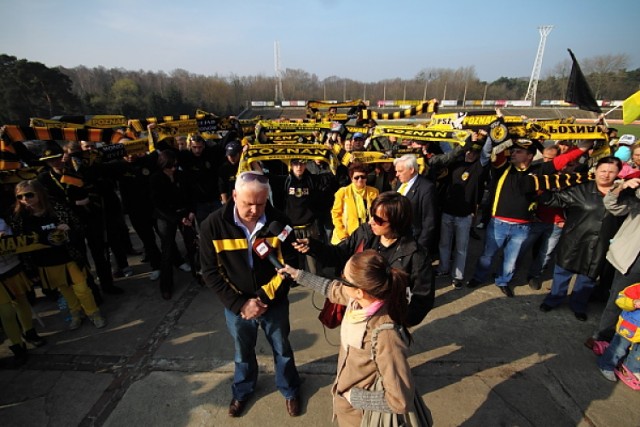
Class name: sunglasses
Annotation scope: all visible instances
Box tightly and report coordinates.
[352,175,367,181]
[335,275,358,288]
[371,213,389,226]
[239,172,269,184]
[16,192,35,200]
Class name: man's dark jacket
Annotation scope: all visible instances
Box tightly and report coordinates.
[199,202,299,314]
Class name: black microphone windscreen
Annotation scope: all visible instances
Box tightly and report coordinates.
[268,221,284,235]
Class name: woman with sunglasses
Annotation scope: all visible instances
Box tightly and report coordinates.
[330,162,379,245]
[1,216,47,366]
[278,250,431,426]
[295,191,434,326]
[11,180,106,330]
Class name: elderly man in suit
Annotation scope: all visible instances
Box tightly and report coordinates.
[393,154,436,252]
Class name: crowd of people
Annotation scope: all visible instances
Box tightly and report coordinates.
[2,113,640,423]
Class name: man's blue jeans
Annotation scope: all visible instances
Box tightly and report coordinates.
[224,303,300,401]
[472,218,531,287]
[543,265,596,313]
[438,212,473,282]
[519,222,563,279]
[598,333,640,373]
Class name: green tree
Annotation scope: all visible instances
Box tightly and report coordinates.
[0,54,80,125]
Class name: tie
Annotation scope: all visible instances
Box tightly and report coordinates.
[398,182,408,195]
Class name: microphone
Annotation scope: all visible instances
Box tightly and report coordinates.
[252,237,291,279]
[268,221,294,243]
[251,221,295,279]
[253,238,284,270]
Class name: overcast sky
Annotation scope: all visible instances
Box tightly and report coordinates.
[2,0,638,83]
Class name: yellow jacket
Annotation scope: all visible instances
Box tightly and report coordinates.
[330,184,379,245]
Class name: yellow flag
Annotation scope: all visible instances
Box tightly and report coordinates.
[623,90,640,125]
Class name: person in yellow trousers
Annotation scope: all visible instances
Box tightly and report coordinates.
[10,180,106,331]
[1,217,47,366]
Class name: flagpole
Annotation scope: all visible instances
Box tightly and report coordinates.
[603,104,621,116]
[598,104,622,128]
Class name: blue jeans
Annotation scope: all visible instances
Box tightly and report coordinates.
[519,222,562,279]
[598,333,640,373]
[438,213,472,282]
[472,218,531,287]
[543,265,596,313]
[224,303,300,401]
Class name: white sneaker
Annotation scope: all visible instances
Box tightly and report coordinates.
[69,312,83,330]
[89,312,107,329]
[178,263,192,273]
[599,368,617,382]
[150,270,161,281]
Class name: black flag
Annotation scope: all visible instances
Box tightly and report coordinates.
[564,49,601,113]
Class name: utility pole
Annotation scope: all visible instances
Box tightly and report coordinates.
[524,25,553,106]
[274,41,284,102]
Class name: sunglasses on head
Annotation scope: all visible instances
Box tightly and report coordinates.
[16,192,35,200]
[239,172,269,184]
[371,213,389,226]
[352,175,367,181]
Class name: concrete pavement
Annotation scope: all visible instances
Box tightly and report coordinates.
[1,233,639,427]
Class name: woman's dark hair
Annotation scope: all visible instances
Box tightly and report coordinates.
[13,179,53,216]
[370,191,412,238]
[157,149,177,170]
[346,249,412,339]
[595,156,622,171]
[348,161,368,178]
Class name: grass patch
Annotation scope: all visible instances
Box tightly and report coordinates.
[613,124,640,138]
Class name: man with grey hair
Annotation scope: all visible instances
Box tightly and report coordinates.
[393,154,436,252]
[199,171,301,418]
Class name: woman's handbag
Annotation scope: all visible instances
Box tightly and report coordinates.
[318,298,346,329]
[318,240,365,329]
[360,324,433,427]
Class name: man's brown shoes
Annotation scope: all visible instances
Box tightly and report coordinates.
[228,398,247,417]
[286,396,301,417]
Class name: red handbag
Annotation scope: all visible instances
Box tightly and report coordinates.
[318,298,346,329]
[317,240,364,328]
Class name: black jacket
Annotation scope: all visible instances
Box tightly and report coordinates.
[398,175,436,252]
[149,170,194,224]
[199,202,299,314]
[545,182,624,279]
[307,223,434,326]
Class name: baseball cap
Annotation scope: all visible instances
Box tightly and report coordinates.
[225,141,242,156]
[352,132,365,140]
[511,138,538,154]
[39,140,64,161]
[618,134,636,146]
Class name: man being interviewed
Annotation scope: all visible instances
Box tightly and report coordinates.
[199,171,301,418]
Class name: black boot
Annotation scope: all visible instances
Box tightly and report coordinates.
[9,344,28,367]
[23,328,47,347]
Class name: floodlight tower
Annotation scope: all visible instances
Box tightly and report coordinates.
[274,41,284,102]
[524,25,553,106]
